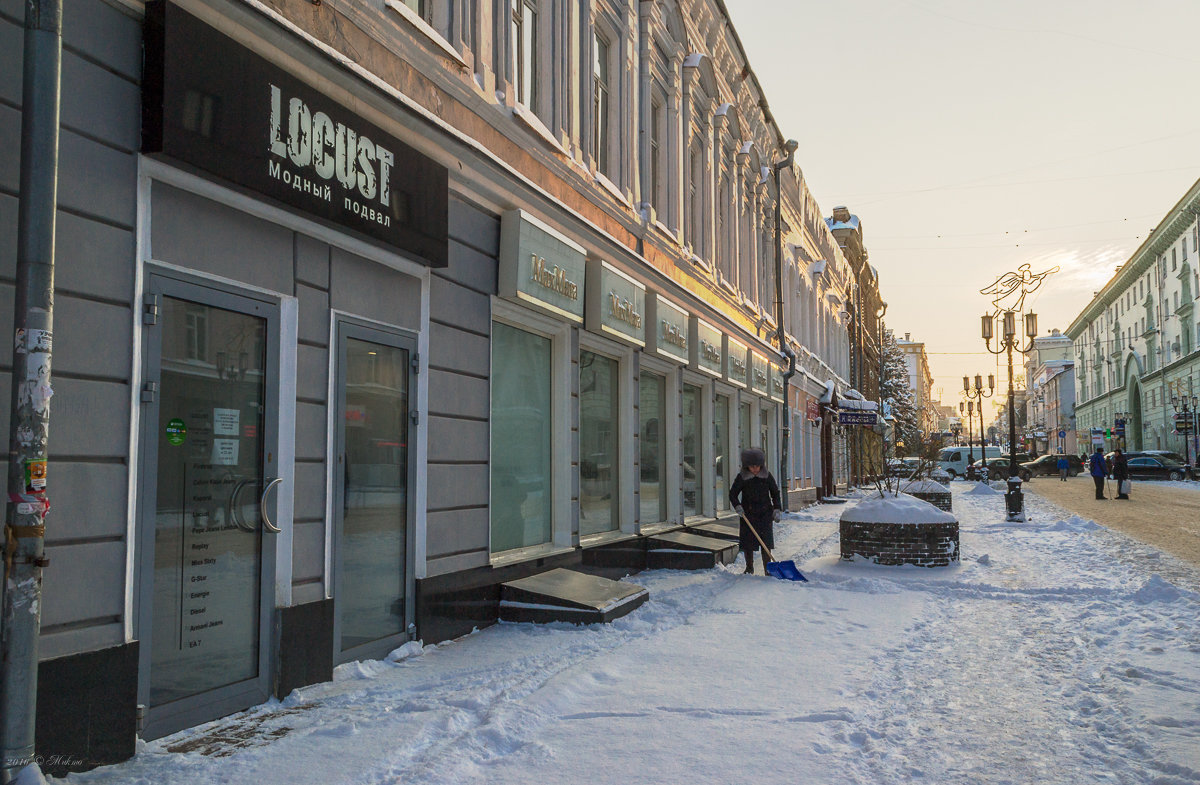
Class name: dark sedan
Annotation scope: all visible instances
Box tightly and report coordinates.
[1121,455,1196,481]
[1021,454,1083,478]
[970,457,1032,481]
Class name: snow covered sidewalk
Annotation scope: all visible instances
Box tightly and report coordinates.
[63,486,1200,785]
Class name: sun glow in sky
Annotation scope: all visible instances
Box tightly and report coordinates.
[727,0,1200,426]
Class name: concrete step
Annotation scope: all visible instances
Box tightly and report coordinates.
[499,568,648,625]
[646,531,738,570]
[684,519,741,542]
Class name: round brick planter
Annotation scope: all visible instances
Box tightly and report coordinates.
[899,479,953,512]
[839,493,959,567]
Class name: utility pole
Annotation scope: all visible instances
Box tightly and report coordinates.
[1,0,62,780]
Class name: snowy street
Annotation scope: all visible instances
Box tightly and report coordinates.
[63,485,1200,785]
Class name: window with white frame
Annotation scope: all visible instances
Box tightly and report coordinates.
[650,88,666,213]
[718,170,732,280]
[511,0,537,109]
[592,30,612,176]
[686,145,698,247]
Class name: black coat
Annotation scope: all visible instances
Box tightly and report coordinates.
[1112,453,1129,481]
[730,470,781,551]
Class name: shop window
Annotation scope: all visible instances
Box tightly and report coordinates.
[759,408,770,466]
[579,350,619,535]
[714,394,730,511]
[682,384,702,516]
[639,371,667,525]
[738,401,752,454]
[490,322,553,553]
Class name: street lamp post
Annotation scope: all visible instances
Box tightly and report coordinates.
[772,139,798,509]
[959,401,974,468]
[983,309,1039,521]
[963,375,994,480]
[1172,395,1199,476]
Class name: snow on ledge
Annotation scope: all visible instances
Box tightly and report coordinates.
[840,492,957,525]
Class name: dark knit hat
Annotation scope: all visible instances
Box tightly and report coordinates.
[740,447,765,468]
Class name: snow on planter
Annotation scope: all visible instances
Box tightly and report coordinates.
[839,492,960,567]
[898,479,953,512]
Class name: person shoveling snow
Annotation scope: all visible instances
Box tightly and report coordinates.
[728,447,781,575]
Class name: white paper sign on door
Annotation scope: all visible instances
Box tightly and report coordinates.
[213,407,241,436]
[211,438,240,466]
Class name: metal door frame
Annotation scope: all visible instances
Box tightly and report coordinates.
[135,270,281,740]
[332,317,418,665]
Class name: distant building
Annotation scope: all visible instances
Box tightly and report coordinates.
[896,332,936,434]
[826,206,884,480]
[1024,329,1076,455]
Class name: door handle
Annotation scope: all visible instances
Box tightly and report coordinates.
[261,477,283,533]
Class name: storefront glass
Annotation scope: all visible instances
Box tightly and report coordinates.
[714,394,730,511]
[760,407,771,467]
[580,350,619,535]
[739,401,752,453]
[491,322,553,552]
[639,372,667,525]
[682,383,702,516]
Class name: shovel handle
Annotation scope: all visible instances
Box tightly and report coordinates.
[737,513,776,563]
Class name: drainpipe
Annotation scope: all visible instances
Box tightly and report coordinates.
[773,140,798,510]
[1,0,62,780]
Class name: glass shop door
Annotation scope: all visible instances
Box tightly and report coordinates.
[137,273,280,739]
[333,321,416,663]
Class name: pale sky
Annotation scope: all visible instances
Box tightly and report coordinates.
[727,0,1200,427]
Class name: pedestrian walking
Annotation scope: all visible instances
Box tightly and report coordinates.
[1112,448,1130,500]
[729,447,781,574]
[1089,446,1108,500]
[1057,454,1069,481]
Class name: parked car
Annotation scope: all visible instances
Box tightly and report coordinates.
[936,445,1003,479]
[1119,455,1196,481]
[1021,454,1083,478]
[970,456,1032,481]
[887,457,921,478]
[1140,450,1188,465]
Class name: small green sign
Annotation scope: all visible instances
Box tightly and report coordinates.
[166,418,188,446]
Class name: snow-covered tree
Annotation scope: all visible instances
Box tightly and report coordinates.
[880,329,920,455]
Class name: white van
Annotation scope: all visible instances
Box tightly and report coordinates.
[937,445,1003,479]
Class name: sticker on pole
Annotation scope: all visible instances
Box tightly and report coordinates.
[25,459,47,493]
[166,418,188,446]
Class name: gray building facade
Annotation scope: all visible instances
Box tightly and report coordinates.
[2,0,858,771]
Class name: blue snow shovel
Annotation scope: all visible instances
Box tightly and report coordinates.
[738,514,807,582]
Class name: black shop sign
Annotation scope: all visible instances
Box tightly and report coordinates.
[142,2,447,266]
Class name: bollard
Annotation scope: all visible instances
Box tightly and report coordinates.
[1005,476,1024,522]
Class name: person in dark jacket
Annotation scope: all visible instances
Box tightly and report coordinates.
[729,447,781,574]
[1088,447,1108,500]
[1112,449,1130,499]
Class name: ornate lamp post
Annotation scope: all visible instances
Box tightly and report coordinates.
[959,401,974,468]
[982,309,1039,520]
[1172,395,1198,476]
[963,375,994,480]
